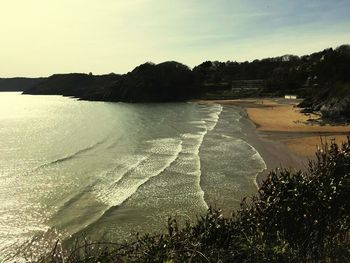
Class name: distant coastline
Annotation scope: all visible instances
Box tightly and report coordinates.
[0,77,46,92]
[14,44,350,121]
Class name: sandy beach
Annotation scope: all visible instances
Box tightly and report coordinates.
[198,98,350,185]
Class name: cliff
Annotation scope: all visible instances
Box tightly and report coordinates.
[299,82,350,121]
[23,45,350,119]
[23,73,121,101]
[24,62,198,102]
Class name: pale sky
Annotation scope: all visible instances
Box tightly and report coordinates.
[1,0,350,77]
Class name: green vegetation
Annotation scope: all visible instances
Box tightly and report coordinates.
[22,73,121,101]
[37,138,350,262]
[107,61,197,102]
[22,44,350,119]
[195,45,350,99]
[23,62,197,103]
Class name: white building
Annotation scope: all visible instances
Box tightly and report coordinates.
[284,95,298,99]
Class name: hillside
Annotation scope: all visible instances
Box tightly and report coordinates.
[106,61,198,102]
[0,77,45,91]
[24,62,198,103]
[23,45,350,119]
[23,73,122,101]
[299,82,350,121]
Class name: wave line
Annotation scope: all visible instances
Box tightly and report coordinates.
[35,139,106,170]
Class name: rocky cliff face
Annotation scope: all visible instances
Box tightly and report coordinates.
[299,83,350,121]
[320,97,350,120]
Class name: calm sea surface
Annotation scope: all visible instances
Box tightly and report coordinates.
[0,92,266,260]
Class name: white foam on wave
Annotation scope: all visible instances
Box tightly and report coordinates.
[35,139,107,171]
[181,131,209,208]
[165,104,223,209]
[93,104,223,210]
[180,132,206,155]
[94,138,183,207]
[202,104,223,131]
[198,104,224,206]
[244,141,267,189]
[93,154,149,193]
[187,120,206,128]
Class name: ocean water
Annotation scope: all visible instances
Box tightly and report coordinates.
[0,92,266,260]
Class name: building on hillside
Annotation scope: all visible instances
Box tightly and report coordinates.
[284,95,298,99]
[231,80,265,91]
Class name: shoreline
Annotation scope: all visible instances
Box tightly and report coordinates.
[196,98,350,188]
[237,106,309,187]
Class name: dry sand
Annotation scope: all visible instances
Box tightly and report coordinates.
[204,98,350,157]
[197,98,350,185]
[244,99,350,157]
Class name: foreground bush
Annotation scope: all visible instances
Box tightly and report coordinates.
[38,138,350,262]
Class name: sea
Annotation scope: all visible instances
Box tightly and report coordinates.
[0,92,266,261]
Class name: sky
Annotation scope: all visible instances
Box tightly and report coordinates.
[1,0,350,77]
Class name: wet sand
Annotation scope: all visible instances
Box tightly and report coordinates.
[197,98,350,186]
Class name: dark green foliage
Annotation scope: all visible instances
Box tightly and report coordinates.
[23,44,350,109]
[0,77,45,91]
[237,138,350,262]
[297,45,350,120]
[23,62,197,103]
[23,73,121,101]
[36,138,350,262]
[195,45,350,99]
[107,61,197,102]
